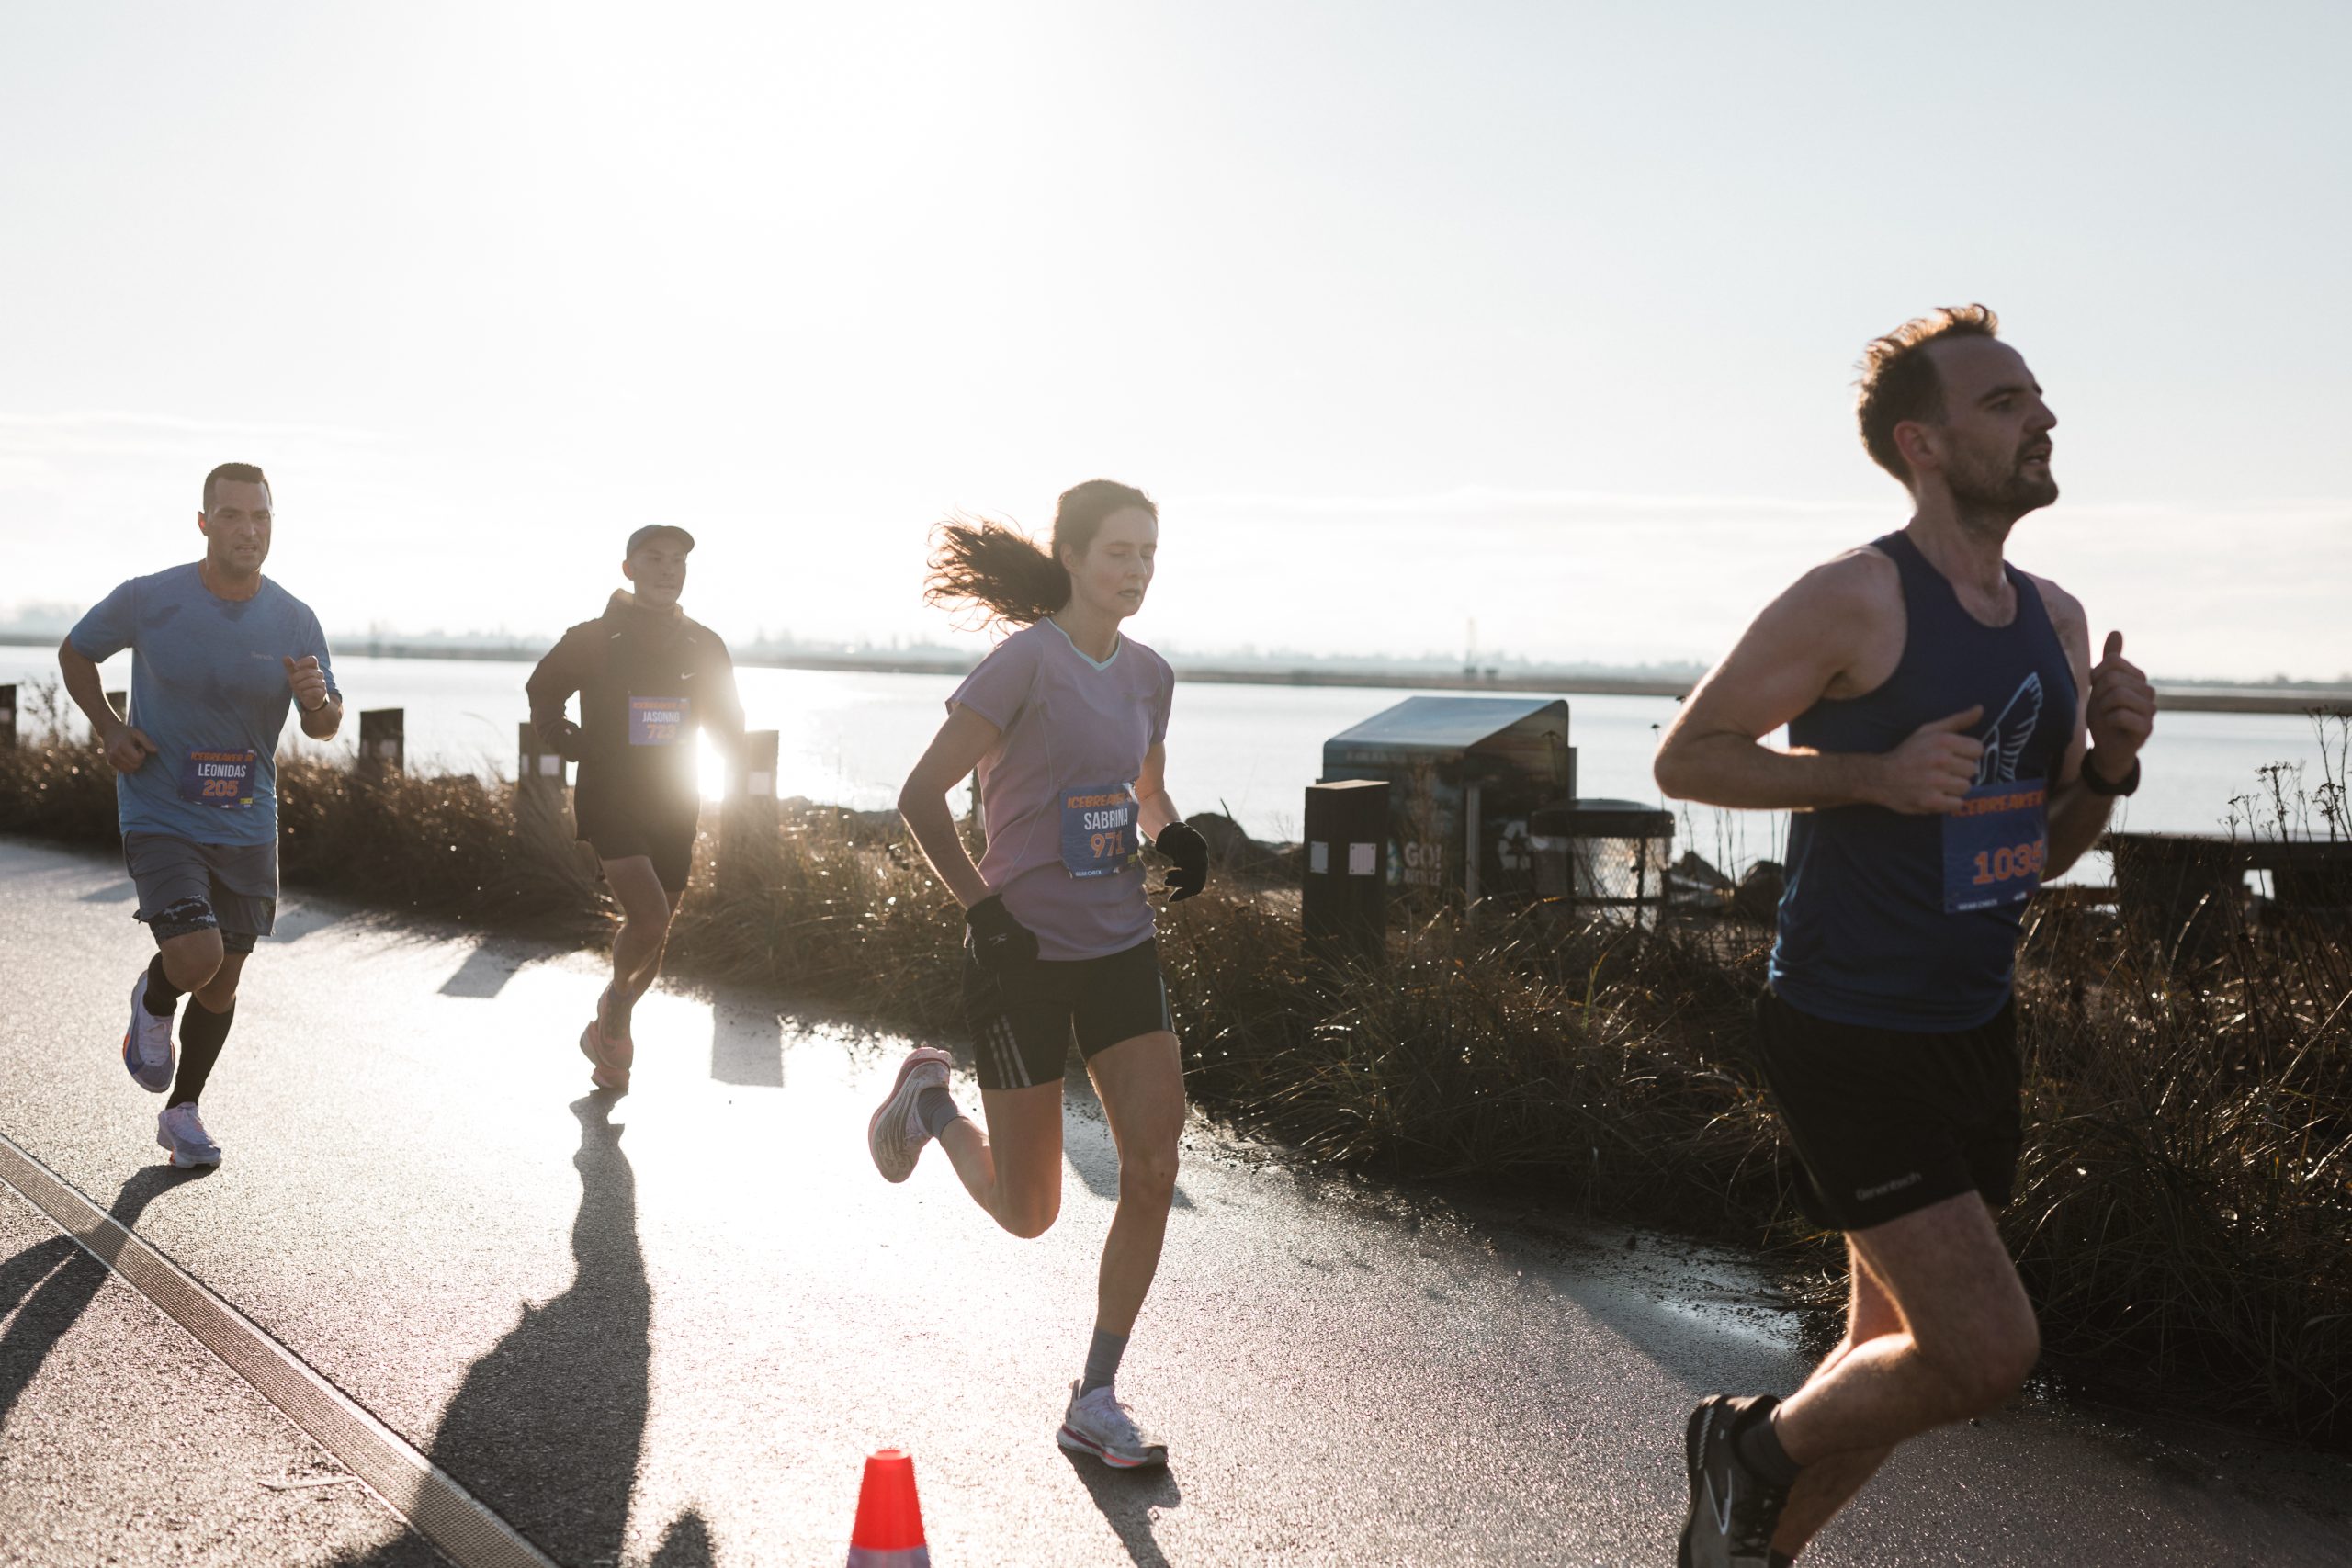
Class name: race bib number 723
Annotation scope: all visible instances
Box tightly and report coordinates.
[629,696,689,747]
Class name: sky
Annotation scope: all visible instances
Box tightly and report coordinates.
[2,2,2347,680]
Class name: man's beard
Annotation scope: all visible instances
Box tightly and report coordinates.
[1947,446,2058,527]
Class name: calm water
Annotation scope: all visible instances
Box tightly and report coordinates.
[5,649,2340,868]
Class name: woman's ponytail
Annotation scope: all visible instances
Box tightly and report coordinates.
[922,479,1156,631]
[924,517,1070,628]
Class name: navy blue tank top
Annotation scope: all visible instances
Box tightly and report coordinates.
[1770,532,2078,1031]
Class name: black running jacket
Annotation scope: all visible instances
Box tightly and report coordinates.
[526,591,744,802]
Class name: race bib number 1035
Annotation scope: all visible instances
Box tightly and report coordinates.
[1942,780,2048,913]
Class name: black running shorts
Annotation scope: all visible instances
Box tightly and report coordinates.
[573,773,700,894]
[1749,988,2022,1234]
[962,937,1174,1092]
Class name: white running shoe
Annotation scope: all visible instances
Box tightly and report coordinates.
[122,973,176,1093]
[155,1104,221,1168]
[865,1046,952,1183]
[1057,1382,1168,1470]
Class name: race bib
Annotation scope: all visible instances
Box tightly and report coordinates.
[1059,781,1139,878]
[1942,779,2048,913]
[629,696,689,747]
[178,748,258,809]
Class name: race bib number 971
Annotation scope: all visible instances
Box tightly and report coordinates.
[1942,780,2048,913]
[629,696,689,747]
[178,748,258,809]
[1059,781,1139,879]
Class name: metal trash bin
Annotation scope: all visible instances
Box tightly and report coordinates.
[1320,695,1575,908]
[1532,800,1676,921]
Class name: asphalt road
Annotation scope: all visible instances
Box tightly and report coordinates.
[2,834,2346,1567]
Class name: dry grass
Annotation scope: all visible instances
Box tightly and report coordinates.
[4,688,2346,1440]
[2007,891,2352,1429]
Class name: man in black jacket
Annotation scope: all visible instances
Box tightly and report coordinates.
[527,525,743,1091]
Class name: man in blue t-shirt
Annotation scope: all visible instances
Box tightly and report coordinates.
[59,462,343,1168]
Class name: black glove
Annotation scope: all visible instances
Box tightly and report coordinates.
[1153,820,1209,902]
[965,893,1040,977]
[543,718,587,763]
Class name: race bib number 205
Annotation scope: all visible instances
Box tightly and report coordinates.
[1942,780,2048,913]
[177,748,257,809]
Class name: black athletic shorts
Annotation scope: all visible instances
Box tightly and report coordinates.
[1749,988,2022,1234]
[962,937,1173,1092]
[573,773,700,894]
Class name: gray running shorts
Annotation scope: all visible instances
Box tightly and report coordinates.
[123,832,278,954]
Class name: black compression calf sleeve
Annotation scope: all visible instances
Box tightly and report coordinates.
[169,998,235,1109]
[1736,1406,1803,1488]
[142,953,184,1017]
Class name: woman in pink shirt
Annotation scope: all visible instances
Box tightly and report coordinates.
[868,479,1209,1471]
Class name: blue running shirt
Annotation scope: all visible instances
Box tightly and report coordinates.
[70,565,339,847]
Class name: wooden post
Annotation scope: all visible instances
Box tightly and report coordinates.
[517,721,566,797]
[513,720,592,885]
[1464,780,1483,906]
[0,684,14,750]
[720,729,782,897]
[1634,828,1652,928]
[2110,832,2243,969]
[358,707,405,773]
[1303,779,1389,968]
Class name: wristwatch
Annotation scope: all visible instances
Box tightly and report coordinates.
[2081,749,2140,796]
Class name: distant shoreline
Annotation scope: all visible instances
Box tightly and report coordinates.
[2,633,2346,715]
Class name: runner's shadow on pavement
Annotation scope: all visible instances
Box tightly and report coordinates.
[649,1507,717,1565]
[332,1090,651,1567]
[266,899,345,945]
[1062,1452,1182,1568]
[0,1163,211,1432]
[1063,1069,1194,1211]
[711,1000,785,1088]
[435,937,541,999]
[1064,1113,1194,1212]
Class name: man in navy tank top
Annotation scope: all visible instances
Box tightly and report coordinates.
[1653,305,2156,1567]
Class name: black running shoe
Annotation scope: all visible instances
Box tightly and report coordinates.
[1678,1394,1792,1568]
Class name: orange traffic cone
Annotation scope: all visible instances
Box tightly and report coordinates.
[846,1448,931,1567]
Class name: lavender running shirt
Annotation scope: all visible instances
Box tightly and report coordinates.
[951,620,1175,962]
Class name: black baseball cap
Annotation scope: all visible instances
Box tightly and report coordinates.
[626,524,695,557]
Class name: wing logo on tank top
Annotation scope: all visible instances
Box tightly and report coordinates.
[1946,672,2050,913]
[1974,673,2045,785]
